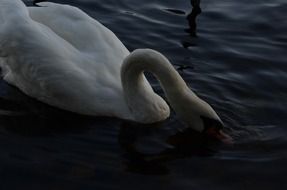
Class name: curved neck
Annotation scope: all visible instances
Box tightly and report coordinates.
[121,49,190,123]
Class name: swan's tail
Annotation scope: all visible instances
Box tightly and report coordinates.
[0,0,30,48]
[0,0,30,23]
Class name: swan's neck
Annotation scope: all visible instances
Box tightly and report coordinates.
[121,49,197,124]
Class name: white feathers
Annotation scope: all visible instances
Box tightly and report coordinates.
[0,0,222,131]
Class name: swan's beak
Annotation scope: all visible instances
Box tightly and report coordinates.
[205,127,234,145]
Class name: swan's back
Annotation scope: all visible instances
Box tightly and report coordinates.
[28,2,129,59]
[0,0,133,119]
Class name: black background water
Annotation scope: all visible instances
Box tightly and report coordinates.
[0,0,286,189]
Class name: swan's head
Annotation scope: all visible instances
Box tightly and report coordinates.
[200,115,233,144]
[171,90,233,144]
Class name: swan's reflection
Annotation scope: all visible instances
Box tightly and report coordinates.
[119,120,219,175]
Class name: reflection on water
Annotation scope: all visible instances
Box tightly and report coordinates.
[119,121,223,175]
[186,0,202,37]
[1,0,287,189]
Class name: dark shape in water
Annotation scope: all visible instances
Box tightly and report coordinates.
[33,0,47,7]
[174,64,194,71]
[181,39,197,49]
[186,0,202,37]
[118,122,220,175]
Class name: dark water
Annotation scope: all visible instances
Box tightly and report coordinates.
[1,0,286,189]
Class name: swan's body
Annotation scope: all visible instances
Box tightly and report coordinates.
[0,0,225,133]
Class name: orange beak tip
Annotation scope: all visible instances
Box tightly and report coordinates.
[218,130,234,145]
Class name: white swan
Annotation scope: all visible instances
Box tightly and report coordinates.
[0,0,232,141]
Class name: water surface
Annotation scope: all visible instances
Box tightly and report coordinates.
[0,0,286,189]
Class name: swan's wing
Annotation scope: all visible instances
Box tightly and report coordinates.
[0,0,92,108]
[0,0,132,117]
[28,2,129,57]
[0,0,29,19]
[0,0,30,45]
